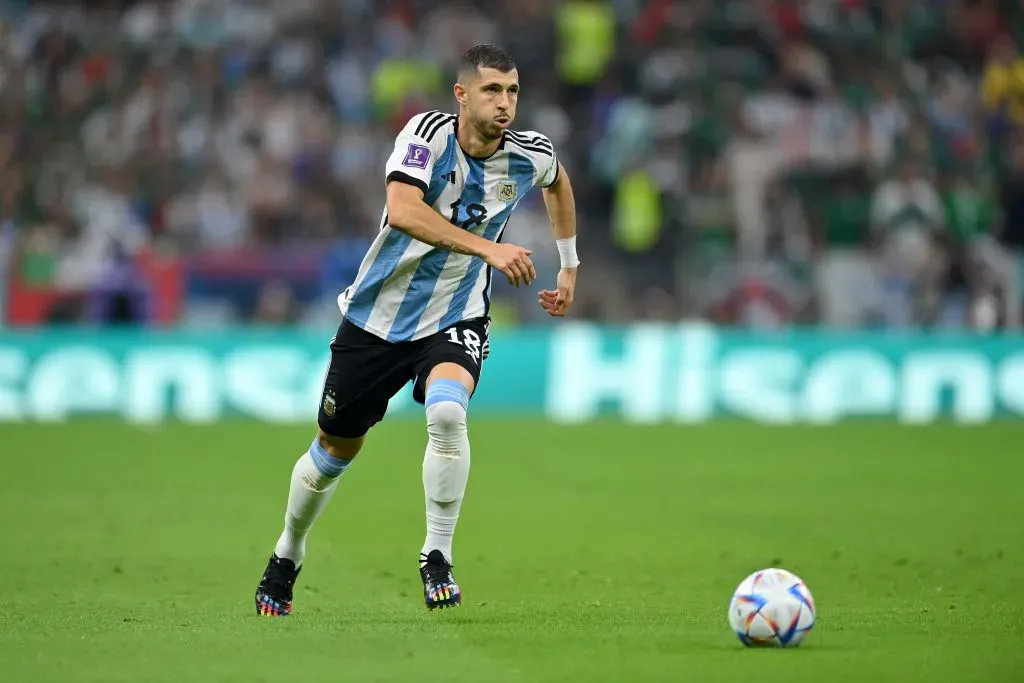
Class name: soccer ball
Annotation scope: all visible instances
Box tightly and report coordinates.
[728,568,816,647]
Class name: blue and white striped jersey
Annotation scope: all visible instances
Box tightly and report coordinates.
[338,111,559,342]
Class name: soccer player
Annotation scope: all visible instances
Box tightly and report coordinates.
[255,44,580,615]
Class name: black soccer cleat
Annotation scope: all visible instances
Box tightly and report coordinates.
[419,549,462,610]
[255,554,301,617]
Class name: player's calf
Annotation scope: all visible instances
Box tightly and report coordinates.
[255,433,359,617]
[274,433,359,567]
[419,375,471,609]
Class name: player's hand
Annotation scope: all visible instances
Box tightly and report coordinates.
[484,243,536,287]
[538,267,576,317]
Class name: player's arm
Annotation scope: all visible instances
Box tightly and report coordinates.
[538,161,579,317]
[386,182,533,287]
[383,114,535,287]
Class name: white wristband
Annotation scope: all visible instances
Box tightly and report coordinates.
[556,236,580,268]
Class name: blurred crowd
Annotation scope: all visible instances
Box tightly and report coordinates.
[2,0,1024,331]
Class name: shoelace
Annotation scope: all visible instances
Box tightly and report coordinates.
[420,553,453,586]
[264,561,296,596]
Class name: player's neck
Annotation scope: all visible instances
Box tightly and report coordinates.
[456,116,502,160]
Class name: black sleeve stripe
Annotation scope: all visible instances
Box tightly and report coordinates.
[425,115,454,142]
[506,132,551,147]
[424,115,456,142]
[508,140,553,155]
[507,131,552,150]
[414,111,443,138]
[413,111,436,137]
[507,138,552,152]
[506,130,547,141]
[513,138,553,153]
[506,138,554,157]
[386,170,428,194]
[507,131,551,145]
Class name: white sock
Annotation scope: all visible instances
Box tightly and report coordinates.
[421,380,472,565]
[274,437,352,567]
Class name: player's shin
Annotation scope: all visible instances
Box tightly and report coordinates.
[274,436,354,567]
[421,380,471,565]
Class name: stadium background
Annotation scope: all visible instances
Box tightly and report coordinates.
[5,0,1024,334]
[2,2,1023,682]
[4,0,1024,422]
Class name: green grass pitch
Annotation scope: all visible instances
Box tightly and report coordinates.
[1,420,1022,682]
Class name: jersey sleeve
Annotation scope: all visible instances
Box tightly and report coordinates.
[536,145,559,188]
[506,129,560,189]
[528,132,559,188]
[384,111,451,193]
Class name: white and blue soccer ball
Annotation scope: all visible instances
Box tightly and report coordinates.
[728,568,816,647]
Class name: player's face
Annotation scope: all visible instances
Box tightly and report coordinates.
[462,68,519,140]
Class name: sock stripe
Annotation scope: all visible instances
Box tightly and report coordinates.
[429,390,467,403]
[425,379,470,411]
[309,438,351,478]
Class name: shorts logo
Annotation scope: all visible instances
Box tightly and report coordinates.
[322,393,336,417]
[496,179,517,202]
[402,143,430,169]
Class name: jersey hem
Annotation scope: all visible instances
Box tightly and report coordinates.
[342,314,437,344]
[341,315,393,343]
[341,313,489,344]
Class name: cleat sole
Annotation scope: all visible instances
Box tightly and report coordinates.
[255,593,292,617]
[425,597,462,610]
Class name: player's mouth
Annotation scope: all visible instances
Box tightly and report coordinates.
[495,116,511,127]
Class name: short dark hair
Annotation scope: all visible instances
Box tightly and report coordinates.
[458,44,516,81]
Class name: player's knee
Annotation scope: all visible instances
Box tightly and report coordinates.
[425,400,467,441]
[423,386,470,506]
[424,379,469,449]
[316,428,364,461]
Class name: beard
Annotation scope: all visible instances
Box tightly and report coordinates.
[471,116,507,141]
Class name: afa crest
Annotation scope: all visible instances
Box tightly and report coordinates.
[496,179,517,202]
[322,393,336,417]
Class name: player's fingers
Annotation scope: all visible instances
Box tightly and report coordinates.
[515,254,534,285]
[524,255,537,284]
[539,289,558,301]
[538,291,561,308]
[501,265,518,286]
[507,261,524,287]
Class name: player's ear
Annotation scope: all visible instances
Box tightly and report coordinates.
[454,82,467,106]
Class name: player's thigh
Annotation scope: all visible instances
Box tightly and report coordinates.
[411,317,489,404]
[318,319,415,439]
[425,362,475,393]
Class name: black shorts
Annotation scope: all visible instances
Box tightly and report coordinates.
[316,316,490,438]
